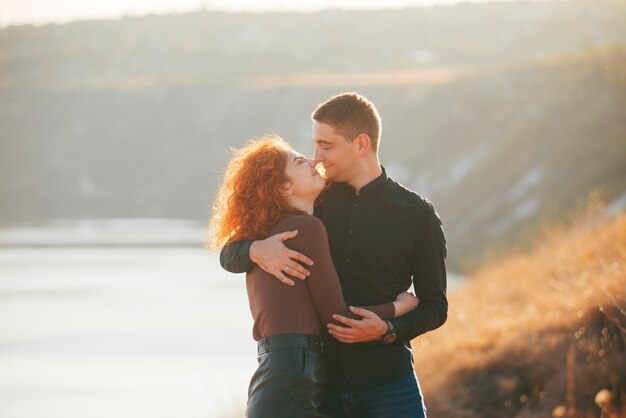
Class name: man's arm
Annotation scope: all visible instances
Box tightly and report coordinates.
[219,240,255,274]
[218,231,315,286]
[389,202,448,341]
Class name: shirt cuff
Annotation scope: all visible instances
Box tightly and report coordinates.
[390,317,408,341]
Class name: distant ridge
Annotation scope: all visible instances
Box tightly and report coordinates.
[1,0,625,270]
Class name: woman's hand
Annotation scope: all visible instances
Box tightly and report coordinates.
[392,291,420,317]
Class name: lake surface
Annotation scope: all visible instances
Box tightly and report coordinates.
[0,246,463,418]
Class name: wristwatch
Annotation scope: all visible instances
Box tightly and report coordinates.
[382,320,397,343]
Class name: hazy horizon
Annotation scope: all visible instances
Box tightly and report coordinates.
[0,0,554,27]
[2,0,623,271]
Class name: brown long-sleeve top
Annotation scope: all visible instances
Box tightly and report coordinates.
[246,214,395,341]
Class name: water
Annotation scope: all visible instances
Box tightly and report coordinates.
[0,247,255,418]
[0,244,464,418]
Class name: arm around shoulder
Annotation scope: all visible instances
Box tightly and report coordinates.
[219,239,255,273]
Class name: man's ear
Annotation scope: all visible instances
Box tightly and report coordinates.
[354,134,371,156]
[279,181,292,197]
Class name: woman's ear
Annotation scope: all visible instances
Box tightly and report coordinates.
[279,181,292,197]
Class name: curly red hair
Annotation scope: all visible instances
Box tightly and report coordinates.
[206,135,306,250]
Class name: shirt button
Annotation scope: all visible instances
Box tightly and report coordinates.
[344,258,350,263]
[354,203,359,208]
[348,230,354,234]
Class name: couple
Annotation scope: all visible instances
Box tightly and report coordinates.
[208,93,448,418]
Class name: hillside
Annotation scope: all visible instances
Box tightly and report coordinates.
[1,0,625,270]
[1,0,625,89]
[411,200,626,417]
[391,48,626,269]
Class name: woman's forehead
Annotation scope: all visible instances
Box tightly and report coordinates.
[286,148,303,159]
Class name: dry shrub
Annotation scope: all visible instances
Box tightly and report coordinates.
[412,199,626,418]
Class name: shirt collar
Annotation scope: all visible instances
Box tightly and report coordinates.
[336,165,389,197]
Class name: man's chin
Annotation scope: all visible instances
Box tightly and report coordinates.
[323,170,339,182]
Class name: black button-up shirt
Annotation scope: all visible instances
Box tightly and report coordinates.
[220,166,448,391]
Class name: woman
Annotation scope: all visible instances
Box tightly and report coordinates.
[207,135,418,418]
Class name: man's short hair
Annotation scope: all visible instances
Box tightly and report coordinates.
[311,92,382,152]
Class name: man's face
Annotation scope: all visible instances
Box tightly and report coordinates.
[312,121,358,183]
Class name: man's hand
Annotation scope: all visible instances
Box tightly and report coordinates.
[249,230,314,286]
[327,306,388,343]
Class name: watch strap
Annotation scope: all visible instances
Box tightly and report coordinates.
[383,320,397,343]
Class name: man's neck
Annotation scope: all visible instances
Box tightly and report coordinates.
[347,158,383,195]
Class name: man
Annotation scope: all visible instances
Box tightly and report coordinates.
[220,92,447,417]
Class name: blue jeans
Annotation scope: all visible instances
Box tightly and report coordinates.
[333,372,427,418]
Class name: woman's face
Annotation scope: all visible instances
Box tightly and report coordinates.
[283,149,326,200]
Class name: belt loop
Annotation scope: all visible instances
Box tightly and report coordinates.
[311,334,323,354]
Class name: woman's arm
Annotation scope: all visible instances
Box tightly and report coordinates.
[393,292,420,317]
[287,216,403,326]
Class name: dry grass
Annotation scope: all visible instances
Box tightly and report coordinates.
[412,199,626,418]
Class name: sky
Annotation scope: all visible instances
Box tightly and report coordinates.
[0,0,525,27]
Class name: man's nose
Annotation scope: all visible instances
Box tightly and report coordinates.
[314,149,324,163]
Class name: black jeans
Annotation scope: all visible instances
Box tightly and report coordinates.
[246,334,328,418]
